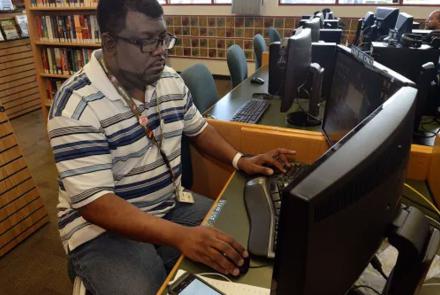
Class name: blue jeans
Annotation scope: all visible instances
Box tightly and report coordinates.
[68,192,213,295]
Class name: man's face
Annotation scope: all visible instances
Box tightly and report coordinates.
[113,10,167,86]
[426,12,440,30]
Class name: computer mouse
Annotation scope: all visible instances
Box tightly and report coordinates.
[238,255,250,275]
[251,77,265,85]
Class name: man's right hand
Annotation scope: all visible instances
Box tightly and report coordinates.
[177,226,248,276]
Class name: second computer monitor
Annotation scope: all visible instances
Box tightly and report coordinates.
[375,7,399,36]
[395,12,413,39]
[280,28,312,113]
[322,46,411,145]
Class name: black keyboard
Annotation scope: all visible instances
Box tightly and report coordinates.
[244,163,309,258]
[231,99,270,124]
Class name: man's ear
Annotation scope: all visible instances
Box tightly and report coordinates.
[101,32,117,53]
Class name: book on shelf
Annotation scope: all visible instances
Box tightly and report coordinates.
[15,14,28,38]
[30,0,98,8]
[0,0,14,10]
[0,19,20,40]
[37,14,100,43]
[46,79,63,106]
[0,29,4,41]
[42,47,93,75]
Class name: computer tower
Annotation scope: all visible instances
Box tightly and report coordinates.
[268,41,282,95]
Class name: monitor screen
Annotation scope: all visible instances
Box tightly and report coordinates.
[272,86,417,295]
[322,46,409,145]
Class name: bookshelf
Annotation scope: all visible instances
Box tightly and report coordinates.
[24,0,100,118]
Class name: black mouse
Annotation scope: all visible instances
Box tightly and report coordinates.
[251,77,265,85]
[238,255,250,275]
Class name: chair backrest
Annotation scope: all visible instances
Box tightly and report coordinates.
[253,34,266,70]
[227,44,248,88]
[268,27,281,43]
[180,63,219,189]
[180,63,218,114]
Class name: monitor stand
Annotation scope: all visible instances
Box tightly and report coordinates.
[287,63,324,127]
[348,205,440,295]
[286,111,321,127]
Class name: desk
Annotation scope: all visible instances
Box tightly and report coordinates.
[157,119,438,295]
[205,67,324,131]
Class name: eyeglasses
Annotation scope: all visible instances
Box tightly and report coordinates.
[114,33,177,53]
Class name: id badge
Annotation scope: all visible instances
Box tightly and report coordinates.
[176,186,194,204]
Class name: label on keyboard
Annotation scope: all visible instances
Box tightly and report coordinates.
[206,200,227,226]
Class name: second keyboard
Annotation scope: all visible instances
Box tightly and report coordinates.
[231,99,270,124]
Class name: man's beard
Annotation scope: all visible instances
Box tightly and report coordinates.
[118,67,161,90]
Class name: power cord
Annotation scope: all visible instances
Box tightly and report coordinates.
[197,272,231,282]
[249,263,270,269]
[404,183,440,217]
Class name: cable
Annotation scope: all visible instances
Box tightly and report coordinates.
[351,285,382,295]
[197,272,232,282]
[423,283,440,287]
[404,183,440,217]
[425,214,440,229]
[370,255,388,280]
[249,263,270,269]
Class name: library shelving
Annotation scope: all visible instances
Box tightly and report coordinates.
[24,0,100,118]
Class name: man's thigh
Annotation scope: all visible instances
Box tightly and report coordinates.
[164,191,213,226]
[69,232,167,295]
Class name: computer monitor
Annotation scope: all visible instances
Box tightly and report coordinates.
[375,7,399,37]
[371,43,440,143]
[322,45,414,145]
[303,18,320,42]
[272,86,417,295]
[395,12,413,40]
[355,12,375,47]
[280,28,312,113]
[362,11,375,31]
[279,28,324,127]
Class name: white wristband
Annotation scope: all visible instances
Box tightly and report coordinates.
[232,152,243,170]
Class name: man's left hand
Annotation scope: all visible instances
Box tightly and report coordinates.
[237,148,296,176]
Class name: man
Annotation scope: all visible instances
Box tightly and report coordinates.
[426,9,440,30]
[48,0,295,294]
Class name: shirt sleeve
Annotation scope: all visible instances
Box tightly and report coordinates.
[182,86,208,137]
[48,116,115,209]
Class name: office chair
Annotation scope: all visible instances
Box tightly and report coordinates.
[180,63,219,189]
[180,63,219,114]
[227,44,248,88]
[253,34,266,70]
[268,27,281,43]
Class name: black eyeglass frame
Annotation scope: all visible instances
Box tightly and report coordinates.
[113,32,177,53]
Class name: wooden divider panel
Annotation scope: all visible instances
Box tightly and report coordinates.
[0,109,48,257]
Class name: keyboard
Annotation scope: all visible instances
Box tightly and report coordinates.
[244,163,309,258]
[231,99,270,124]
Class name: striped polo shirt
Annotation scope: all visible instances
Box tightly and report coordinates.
[48,49,207,252]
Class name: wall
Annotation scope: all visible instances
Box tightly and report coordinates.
[164,3,435,75]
